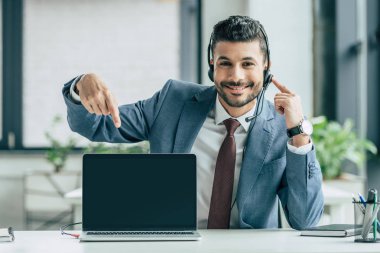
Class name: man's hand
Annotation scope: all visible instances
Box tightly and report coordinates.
[76,73,121,128]
[272,77,309,147]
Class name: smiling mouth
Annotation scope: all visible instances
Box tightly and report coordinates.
[224,85,250,91]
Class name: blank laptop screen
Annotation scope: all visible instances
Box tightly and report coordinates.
[83,154,196,231]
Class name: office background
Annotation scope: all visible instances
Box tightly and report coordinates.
[0,0,379,230]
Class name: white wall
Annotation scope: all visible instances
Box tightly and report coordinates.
[22,0,179,147]
[202,0,314,117]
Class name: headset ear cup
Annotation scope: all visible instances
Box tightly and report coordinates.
[208,65,214,82]
[263,70,273,89]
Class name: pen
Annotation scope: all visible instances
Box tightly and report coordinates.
[373,191,377,240]
[358,193,366,205]
[352,194,365,214]
[358,192,380,234]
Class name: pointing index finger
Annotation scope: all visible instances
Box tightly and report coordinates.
[105,95,121,128]
[111,107,121,128]
[272,77,294,95]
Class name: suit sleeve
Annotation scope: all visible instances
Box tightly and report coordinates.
[277,146,324,230]
[62,77,173,143]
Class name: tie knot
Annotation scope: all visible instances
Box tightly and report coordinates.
[223,118,240,136]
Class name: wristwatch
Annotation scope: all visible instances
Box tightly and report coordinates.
[286,119,313,138]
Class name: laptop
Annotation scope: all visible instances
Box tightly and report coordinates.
[80,153,201,241]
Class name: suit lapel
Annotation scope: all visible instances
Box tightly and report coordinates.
[173,86,216,153]
[236,100,275,210]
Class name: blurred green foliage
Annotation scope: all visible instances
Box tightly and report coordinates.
[311,116,377,180]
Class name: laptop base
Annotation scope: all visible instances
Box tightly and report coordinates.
[80,231,201,242]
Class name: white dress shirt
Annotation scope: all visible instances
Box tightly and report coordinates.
[69,80,313,229]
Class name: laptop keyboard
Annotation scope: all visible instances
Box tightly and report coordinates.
[87,231,194,235]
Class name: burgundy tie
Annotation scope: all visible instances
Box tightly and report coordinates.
[207,118,241,229]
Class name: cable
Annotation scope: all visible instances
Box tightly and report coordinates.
[60,222,82,239]
[255,87,267,119]
[229,87,267,212]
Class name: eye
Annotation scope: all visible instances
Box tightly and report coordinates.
[242,62,255,67]
[219,61,231,67]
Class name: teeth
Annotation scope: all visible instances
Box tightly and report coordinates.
[230,86,245,90]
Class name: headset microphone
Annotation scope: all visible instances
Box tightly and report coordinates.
[245,110,260,122]
[245,115,257,122]
[245,80,270,123]
[244,71,273,123]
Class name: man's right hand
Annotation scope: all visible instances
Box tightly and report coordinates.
[75,73,121,128]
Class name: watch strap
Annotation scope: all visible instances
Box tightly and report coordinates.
[287,125,302,138]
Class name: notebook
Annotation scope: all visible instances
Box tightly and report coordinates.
[80,153,201,241]
[300,224,359,237]
[0,227,14,242]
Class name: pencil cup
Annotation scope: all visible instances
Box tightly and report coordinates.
[353,201,380,243]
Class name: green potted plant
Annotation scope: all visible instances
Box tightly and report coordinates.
[311,116,377,180]
[24,115,81,230]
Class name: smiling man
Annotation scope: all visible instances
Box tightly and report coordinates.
[62,15,323,230]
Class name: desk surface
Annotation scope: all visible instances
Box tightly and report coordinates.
[1,229,379,253]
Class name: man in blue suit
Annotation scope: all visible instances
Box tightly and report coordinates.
[63,16,323,230]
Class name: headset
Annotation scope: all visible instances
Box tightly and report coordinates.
[207,25,273,122]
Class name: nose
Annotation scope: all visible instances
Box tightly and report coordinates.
[229,65,245,82]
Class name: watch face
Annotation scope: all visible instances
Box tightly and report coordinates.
[301,120,313,135]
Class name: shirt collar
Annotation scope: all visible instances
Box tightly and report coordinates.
[214,96,256,132]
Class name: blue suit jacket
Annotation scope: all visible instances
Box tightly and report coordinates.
[63,78,324,230]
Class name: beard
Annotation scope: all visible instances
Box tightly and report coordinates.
[216,80,262,108]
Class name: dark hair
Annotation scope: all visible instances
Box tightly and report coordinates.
[210,15,268,63]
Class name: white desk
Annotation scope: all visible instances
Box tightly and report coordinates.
[1,230,379,253]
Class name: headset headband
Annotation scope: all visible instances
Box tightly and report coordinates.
[208,25,271,69]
